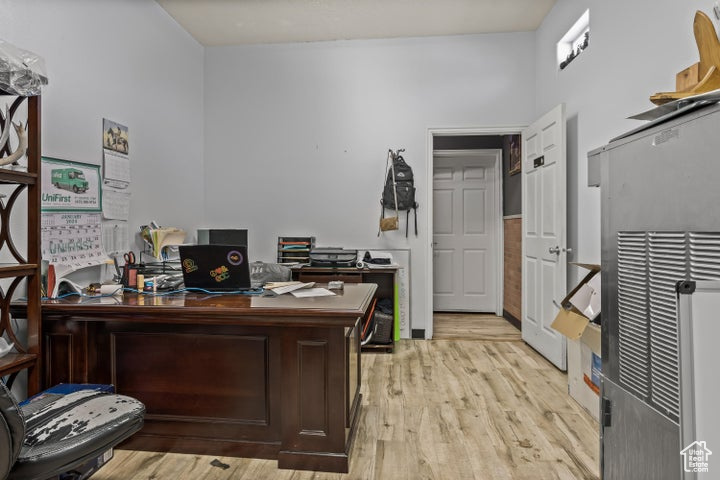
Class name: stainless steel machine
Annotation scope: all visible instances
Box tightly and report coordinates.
[588,101,720,479]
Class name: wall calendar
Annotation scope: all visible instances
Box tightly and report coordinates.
[41,212,106,268]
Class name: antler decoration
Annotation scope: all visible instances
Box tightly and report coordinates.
[0,97,25,157]
[0,99,28,166]
[0,105,10,153]
[0,121,27,166]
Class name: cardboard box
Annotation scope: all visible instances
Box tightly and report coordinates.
[567,325,601,420]
[550,263,601,420]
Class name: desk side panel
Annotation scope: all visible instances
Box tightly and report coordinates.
[280,326,349,472]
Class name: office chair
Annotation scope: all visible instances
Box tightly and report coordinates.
[0,382,145,480]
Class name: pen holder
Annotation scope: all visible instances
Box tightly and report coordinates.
[122,265,138,289]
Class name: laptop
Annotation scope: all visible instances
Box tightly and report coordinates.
[178,244,252,291]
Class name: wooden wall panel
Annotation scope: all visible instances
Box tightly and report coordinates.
[503,217,522,321]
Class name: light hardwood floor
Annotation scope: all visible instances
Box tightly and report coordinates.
[93,335,599,480]
[433,313,522,341]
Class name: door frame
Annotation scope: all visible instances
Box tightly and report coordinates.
[432,148,503,314]
[426,126,526,339]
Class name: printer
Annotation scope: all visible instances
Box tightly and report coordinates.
[309,248,357,268]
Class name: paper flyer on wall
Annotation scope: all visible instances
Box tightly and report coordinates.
[41,157,102,212]
[41,212,106,268]
[102,220,129,256]
[102,189,130,221]
[101,119,131,222]
[103,150,130,190]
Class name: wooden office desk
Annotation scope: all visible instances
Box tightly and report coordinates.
[28,283,376,473]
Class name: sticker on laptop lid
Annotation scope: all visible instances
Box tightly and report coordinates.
[227,250,244,265]
[210,265,230,282]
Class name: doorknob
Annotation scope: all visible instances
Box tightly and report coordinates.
[563,247,573,254]
[549,246,560,254]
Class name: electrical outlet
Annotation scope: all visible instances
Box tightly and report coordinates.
[714,2,720,20]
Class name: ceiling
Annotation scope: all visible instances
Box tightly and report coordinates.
[156,0,557,47]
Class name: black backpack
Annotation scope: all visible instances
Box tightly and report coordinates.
[380,149,418,237]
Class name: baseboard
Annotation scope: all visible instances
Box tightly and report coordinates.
[502,310,521,331]
[411,329,425,339]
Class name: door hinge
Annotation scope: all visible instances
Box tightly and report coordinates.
[601,396,612,427]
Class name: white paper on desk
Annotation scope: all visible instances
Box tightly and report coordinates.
[51,277,83,299]
[291,287,336,298]
[270,282,315,295]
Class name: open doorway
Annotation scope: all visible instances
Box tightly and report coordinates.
[425,126,525,339]
[433,149,502,312]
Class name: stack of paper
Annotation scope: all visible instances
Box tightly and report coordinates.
[266,281,315,295]
[264,281,336,297]
[291,288,335,298]
[141,225,185,259]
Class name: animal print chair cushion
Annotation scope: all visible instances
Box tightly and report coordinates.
[8,390,144,480]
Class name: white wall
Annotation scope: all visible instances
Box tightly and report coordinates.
[534,0,717,284]
[0,0,205,251]
[204,33,536,335]
[0,0,203,396]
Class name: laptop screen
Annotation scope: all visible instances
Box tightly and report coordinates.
[178,244,251,291]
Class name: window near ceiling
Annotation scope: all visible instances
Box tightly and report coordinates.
[557,10,590,70]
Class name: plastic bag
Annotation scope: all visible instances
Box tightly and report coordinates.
[0,40,48,96]
[249,261,291,289]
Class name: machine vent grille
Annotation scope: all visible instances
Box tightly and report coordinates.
[689,233,720,280]
[647,232,685,421]
[616,231,720,423]
[617,232,650,399]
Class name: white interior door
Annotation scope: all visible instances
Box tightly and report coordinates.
[433,150,500,313]
[521,104,567,370]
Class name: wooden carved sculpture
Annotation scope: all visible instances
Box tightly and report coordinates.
[650,11,720,105]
